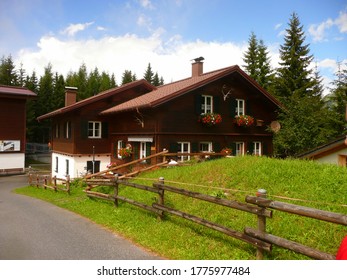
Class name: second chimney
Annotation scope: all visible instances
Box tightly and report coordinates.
[191,57,204,77]
[65,86,77,107]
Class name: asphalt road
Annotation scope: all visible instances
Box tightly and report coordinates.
[0,175,162,260]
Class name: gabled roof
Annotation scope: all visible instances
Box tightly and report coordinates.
[298,135,347,159]
[37,79,155,121]
[100,65,282,115]
[0,85,36,98]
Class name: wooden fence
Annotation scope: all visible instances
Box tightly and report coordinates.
[84,176,346,260]
[28,173,71,194]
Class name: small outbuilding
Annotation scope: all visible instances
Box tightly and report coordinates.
[0,85,36,175]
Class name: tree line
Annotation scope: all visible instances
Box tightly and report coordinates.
[0,58,164,143]
[242,12,347,157]
[1,12,346,157]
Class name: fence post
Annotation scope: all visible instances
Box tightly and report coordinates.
[36,174,39,188]
[53,176,57,192]
[256,188,267,260]
[113,175,119,207]
[66,175,70,194]
[44,175,47,190]
[157,177,165,220]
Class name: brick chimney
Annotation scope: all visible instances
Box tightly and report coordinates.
[191,56,204,77]
[65,86,77,107]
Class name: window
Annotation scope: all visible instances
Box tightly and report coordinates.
[201,95,213,114]
[117,140,124,159]
[88,121,101,138]
[253,142,262,156]
[177,142,190,161]
[235,142,245,156]
[54,124,60,138]
[140,142,148,159]
[55,157,58,172]
[65,159,69,176]
[64,121,71,139]
[200,142,213,153]
[235,99,245,116]
[87,160,100,173]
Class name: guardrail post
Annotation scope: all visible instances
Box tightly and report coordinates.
[157,177,165,220]
[256,189,267,260]
[113,175,119,207]
[44,175,47,190]
[36,174,39,188]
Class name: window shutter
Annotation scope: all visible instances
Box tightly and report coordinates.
[169,143,178,153]
[262,142,267,155]
[195,95,203,115]
[230,99,237,117]
[101,122,108,138]
[146,143,151,163]
[81,120,88,139]
[191,142,199,153]
[133,143,139,160]
[246,100,252,115]
[213,96,220,113]
[230,142,236,156]
[213,142,221,153]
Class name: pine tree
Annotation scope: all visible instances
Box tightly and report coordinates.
[273,13,335,156]
[25,71,39,142]
[243,32,258,80]
[121,70,135,85]
[143,63,154,84]
[0,55,18,85]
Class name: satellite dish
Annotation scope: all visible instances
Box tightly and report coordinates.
[270,121,281,132]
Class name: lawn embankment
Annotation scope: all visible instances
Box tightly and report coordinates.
[15,156,347,259]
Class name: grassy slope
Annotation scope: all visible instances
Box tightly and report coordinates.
[16,156,347,260]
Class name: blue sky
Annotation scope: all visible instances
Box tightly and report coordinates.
[1,0,346,94]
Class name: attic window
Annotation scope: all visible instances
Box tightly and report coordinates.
[235,99,245,116]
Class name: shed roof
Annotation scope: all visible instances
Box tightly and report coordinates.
[0,85,36,98]
[298,135,347,159]
[100,65,282,115]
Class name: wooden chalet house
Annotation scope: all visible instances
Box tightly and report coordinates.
[0,85,36,175]
[38,59,282,179]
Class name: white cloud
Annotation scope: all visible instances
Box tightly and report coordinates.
[61,22,94,37]
[308,9,347,42]
[335,10,347,33]
[139,0,154,9]
[274,23,282,30]
[308,19,334,42]
[14,34,250,85]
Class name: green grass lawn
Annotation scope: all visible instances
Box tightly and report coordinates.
[15,156,347,259]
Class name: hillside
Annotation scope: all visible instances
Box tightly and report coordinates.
[17,156,347,259]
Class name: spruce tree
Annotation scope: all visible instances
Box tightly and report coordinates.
[273,13,335,156]
[121,70,135,85]
[243,32,258,80]
[143,63,154,84]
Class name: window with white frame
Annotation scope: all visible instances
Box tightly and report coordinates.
[88,121,101,138]
[201,95,213,114]
[235,99,245,116]
[253,142,262,156]
[200,142,213,153]
[117,140,124,159]
[235,142,245,156]
[55,156,58,172]
[177,142,190,161]
[65,159,69,176]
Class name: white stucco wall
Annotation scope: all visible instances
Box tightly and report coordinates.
[51,152,111,179]
[0,153,25,170]
[315,147,347,165]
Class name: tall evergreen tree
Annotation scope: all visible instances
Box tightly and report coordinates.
[143,63,154,84]
[273,13,335,157]
[0,55,18,85]
[243,32,258,80]
[121,70,135,85]
[25,71,39,142]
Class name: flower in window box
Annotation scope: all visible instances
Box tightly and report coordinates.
[221,147,232,155]
[107,162,117,169]
[234,115,254,127]
[118,144,132,159]
[198,113,222,126]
